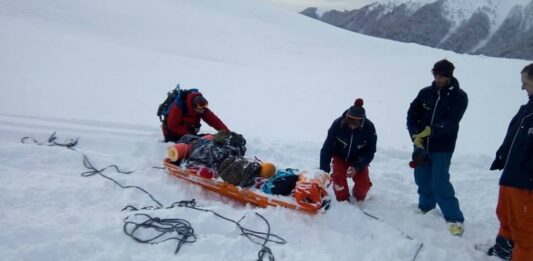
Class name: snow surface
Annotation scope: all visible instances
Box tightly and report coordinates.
[0,0,530,260]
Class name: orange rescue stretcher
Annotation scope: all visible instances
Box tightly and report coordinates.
[163,159,330,214]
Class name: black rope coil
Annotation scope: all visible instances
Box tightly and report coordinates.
[168,199,286,261]
[123,213,197,254]
[21,132,287,260]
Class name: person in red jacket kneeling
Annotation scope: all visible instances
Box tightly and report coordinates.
[164,92,229,142]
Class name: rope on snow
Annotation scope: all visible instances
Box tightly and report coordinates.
[21,131,78,149]
[21,132,286,260]
[360,208,423,261]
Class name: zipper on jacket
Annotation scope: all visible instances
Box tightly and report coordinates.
[336,137,348,147]
[427,89,441,151]
[346,130,354,161]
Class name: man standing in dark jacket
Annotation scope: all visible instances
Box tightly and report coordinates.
[320,98,377,202]
[406,59,467,236]
[487,63,533,261]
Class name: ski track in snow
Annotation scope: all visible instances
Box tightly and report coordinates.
[0,115,502,261]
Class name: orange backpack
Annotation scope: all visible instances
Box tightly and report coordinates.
[293,170,331,210]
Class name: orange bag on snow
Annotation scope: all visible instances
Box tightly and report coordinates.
[293,170,331,210]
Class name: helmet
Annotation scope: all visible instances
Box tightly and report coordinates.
[259,162,276,178]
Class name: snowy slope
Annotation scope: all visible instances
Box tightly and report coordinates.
[0,0,530,260]
[0,114,498,261]
[1,0,527,154]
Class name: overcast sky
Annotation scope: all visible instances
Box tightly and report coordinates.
[261,0,378,12]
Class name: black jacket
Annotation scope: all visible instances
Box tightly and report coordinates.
[407,77,468,152]
[320,117,377,173]
[490,96,533,190]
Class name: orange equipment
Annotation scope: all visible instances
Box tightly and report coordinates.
[167,143,192,162]
[163,159,328,214]
[293,170,331,210]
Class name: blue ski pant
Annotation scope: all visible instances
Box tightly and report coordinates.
[414,152,464,223]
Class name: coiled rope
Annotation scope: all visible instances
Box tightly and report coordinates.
[21,132,286,260]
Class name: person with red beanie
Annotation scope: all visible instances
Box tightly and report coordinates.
[164,92,229,142]
[487,63,533,261]
[320,98,377,202]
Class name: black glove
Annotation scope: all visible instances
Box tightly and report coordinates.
[409,148,428,168]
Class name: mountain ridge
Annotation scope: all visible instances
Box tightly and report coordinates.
[301,0,533,60]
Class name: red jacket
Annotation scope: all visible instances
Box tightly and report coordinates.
[165,92,228,142]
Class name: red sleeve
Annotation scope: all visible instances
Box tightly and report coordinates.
[202,109,229,131]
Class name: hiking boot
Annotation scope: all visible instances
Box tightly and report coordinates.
[417,208,429,214]
[487,235,513,260]
[448,222,464,236]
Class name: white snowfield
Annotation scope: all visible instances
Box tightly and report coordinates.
[0,0,529,260]
[0,113,499,261]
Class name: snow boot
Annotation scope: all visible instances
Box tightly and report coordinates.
[448,222,464,236]
[418,209,429,215]
[487,235,513,260]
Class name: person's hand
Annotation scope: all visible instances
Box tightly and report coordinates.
[213,130,230,143]
[412,126,431,149]
[413,137,424,149]
[346,166,357,178]
[412,126,431,139]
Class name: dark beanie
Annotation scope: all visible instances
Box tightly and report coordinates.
[192,95,208,108]
[432,59,455,78]
[347,98,365,119]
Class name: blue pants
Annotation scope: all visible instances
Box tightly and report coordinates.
[414,152,464,223]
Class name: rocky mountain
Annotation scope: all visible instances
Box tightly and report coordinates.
[301,0,533,60]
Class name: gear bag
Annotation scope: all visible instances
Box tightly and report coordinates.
[218,156,260,188]
[185,131,247,170]
[293,170,331,210]
[260,168,299,196]
[212,131,246,153]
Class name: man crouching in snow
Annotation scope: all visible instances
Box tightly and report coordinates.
[320,98,377,202]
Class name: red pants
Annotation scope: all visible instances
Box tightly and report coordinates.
[331,156,372,201]
[496,186,533,261]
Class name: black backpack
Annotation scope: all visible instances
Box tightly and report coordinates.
[212,131,246,154]
[157,84,198,130]
[184,131,247,170]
